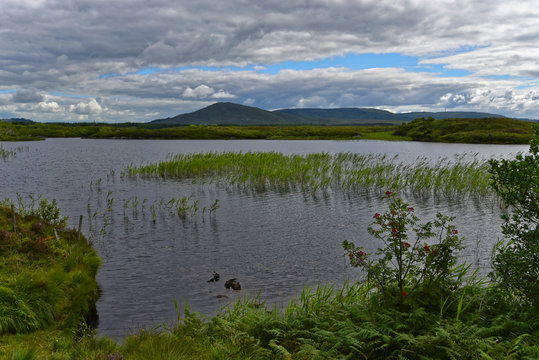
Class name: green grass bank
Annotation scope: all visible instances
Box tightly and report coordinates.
[394,117,535,144]
[0,203,102,358]
[1,117,535,143]
[0,198,537,359]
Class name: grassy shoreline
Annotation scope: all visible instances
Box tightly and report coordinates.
[1,118,535,143]
[0,203,102,358]
[1,200,537,359]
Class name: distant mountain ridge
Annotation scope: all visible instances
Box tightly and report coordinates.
[0,117,34,124]
[151,103,299,126]
[151,102,512,126]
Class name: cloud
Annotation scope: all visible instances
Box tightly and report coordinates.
[12,89,44,103]
[182,85,236,99]
[69,99,105,115]
[182,85,216,99]
[0,1,538,121]
[36,101,62,113]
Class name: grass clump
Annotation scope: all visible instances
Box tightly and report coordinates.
[0,201,101,358]
[124,151,491,198]
[0,144,28,160]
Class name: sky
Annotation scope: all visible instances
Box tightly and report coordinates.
[1,0,539,123]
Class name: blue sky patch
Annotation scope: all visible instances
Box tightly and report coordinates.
[99,52,473,79]
[51,91,92,99]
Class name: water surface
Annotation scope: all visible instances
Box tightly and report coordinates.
[0,138,527,337]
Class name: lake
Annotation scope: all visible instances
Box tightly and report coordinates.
[0,138,528,337]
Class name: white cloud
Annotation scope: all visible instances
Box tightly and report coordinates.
[69,99,105,115]
[182,85,215,99]
[36,101,62,113]
[211,89,236,99]
[182,85,236,99]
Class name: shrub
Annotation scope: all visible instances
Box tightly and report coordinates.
[343,192,463,311]
[35,199,67,227]
[489,126,539,309]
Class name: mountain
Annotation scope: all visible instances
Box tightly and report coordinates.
[276,108,507,123]
[274,108,400,123]
[150,102,518,126]
[396,111,507,121]
[151,102,300,125]
[0,117,34,124]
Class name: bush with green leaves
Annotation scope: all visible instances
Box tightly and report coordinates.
[489,126,538,309]
[35,198,67,227]
[343,192,463,310]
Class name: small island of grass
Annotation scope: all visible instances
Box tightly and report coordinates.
[394,117,535,144]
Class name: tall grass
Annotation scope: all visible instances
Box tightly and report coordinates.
[124,152,492,198]
[115,281,537,359]
[0,205,100,336]
[0,144,28,160]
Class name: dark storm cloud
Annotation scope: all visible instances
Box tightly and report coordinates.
[12,88,44,103]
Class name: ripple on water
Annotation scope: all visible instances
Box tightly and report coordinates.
[0,138,524,337]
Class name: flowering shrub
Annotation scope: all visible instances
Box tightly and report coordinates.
[343,193,463,310]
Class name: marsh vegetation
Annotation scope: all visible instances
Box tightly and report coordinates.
[1,116,535,143]
[125,151,492,199]
[0,131,536,358]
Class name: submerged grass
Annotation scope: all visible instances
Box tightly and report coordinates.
[124,152,492,198]
[0,144,28,160]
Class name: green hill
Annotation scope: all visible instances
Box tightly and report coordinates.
[276,108,507,123]
[151,102,515,126]
[151,102,300,125]
[0,118,34,124]
[393,117,535,144]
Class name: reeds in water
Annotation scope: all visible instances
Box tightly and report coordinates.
[124,152,492,198]
[0,144,27,160]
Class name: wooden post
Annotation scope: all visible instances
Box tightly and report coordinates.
[77,215,83,241]
[11,204,16,233]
